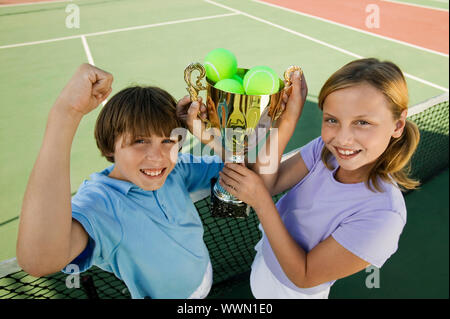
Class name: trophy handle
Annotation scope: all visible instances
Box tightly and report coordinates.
[272,65,303,121]
[184,62,210,124]
[184,62,207,102]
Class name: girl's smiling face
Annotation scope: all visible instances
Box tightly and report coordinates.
[321,83,406,183]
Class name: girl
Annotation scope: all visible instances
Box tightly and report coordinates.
[218,58,420,298]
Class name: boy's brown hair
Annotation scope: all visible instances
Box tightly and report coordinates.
[95,86,184,163]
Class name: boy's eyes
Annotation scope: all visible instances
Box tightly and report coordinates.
[133,139,177,144]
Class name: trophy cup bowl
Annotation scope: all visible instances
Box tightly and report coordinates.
[184,63,302,218]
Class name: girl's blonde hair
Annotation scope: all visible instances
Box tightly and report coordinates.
[318,58,420,192]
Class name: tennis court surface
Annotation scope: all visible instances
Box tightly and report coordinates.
[0,0,448,299]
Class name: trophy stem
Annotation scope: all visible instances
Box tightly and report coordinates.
[217,150,245,204]
[213,182,242,204]
[225,153,245,164]
[210,178,250,218]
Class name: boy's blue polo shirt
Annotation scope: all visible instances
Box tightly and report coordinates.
[66,153,223,299]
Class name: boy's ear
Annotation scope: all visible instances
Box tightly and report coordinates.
[392,109,407,138]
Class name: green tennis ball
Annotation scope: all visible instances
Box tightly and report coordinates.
[232,73,243,84]
[214,78,245,94]
[243,66,280,95]
[236,68,246,78]
[204,48,238,83]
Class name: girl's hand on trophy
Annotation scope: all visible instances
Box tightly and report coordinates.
[219,163,272,211]
[279,70,308,127]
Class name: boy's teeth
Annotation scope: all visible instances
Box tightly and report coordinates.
[142,169,163,176]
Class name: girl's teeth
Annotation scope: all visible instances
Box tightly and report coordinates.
[338,149,359,155]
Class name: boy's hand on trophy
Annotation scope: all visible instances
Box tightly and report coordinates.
[176,96,221,145]
[177,95,205,135]
[278,70,308,127]
[54,63,113,116]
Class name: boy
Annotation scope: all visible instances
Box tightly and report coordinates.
[16,63,223,299]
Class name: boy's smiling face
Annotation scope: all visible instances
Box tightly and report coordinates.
[108,134,180,191]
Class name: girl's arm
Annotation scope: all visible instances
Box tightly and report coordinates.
[249,71,309,195]
[219,165,370,288]
[16,64,113,277]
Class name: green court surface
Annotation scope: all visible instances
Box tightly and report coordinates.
[0,0,448,298]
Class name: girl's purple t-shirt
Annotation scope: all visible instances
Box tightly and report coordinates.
[261,137,407,294]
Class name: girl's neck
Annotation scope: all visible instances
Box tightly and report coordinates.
[335,163,374,184]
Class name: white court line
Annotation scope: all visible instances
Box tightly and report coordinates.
[81,35,108,106]
[81,35,94,65]
[206,1,362,58]
[0,34,80,49]
[204,0,448,92]
[0,0,71,8]
[252,0,448,57]
[381,0,449,11]
[0,12,238,50]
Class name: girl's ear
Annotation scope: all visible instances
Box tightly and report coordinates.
[392,109,408,138]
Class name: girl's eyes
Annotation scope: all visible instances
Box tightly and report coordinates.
[162,139,176,144]
[323,118,370,126]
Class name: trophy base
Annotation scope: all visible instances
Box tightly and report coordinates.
[210,178,250,218]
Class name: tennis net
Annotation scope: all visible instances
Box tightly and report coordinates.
[0,93,448,299]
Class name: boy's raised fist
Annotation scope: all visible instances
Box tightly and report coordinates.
[55,63,113,115]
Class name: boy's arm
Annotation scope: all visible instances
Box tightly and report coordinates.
[16,64,113,277]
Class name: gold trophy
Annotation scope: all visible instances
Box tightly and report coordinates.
[184,63,301,218]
